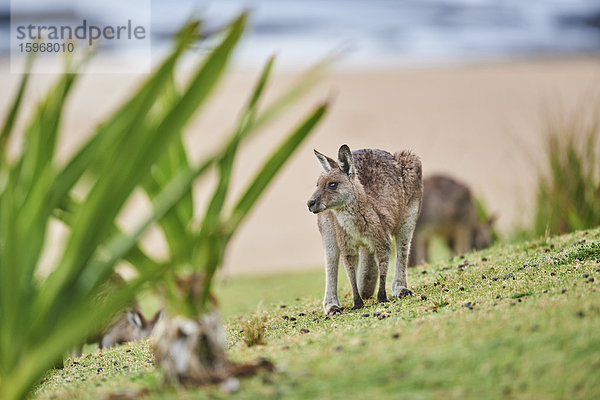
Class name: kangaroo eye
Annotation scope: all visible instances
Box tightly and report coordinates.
[328,182,338,189]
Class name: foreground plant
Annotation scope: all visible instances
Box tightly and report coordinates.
[0,12,327,400]
[147,34,327,389]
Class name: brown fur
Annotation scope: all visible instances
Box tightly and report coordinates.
[307,145,423,314]
[409,174,495,266]
[71,307,162,358]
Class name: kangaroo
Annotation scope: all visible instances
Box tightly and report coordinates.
[71,307,163,358]
[69,272,163,358]
[99,307,162,349]
[409,174,496,266]
[307,145,423,314]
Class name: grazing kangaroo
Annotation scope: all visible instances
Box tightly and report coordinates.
[69,272,162,358]
[71,307,162,357]
[409,174,495,266]
[307,145,423,314]
[99,307,162,348]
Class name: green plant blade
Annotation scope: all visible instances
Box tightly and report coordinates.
[201,55,275,233]
[227,103,327,236]
[0,52,34,155]
[37,13,246,321]
[199,102,327,307]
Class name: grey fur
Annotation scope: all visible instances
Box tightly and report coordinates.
[307,145,423,314]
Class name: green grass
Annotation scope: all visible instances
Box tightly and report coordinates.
[34,227,600,399]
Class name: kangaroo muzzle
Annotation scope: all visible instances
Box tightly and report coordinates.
[307,197,324,213]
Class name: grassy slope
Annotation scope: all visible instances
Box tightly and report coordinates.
[34,228,600,399]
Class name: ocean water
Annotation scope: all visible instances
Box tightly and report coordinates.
[3,0,600,67]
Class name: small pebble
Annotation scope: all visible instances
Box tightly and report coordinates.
[421,270,428,274]
[583,274,589,278]
[518,299,522,303]
[482,257,488,261]
[551,272,556,276]
[392,333,400,339]
[588,277,595,283]
[298,312,305,317]
[361,313,370,317]
[300,328,310,334]
[378,314,387,320]
[290,317,297,322]
[492,277,498,281]
[561,288,567,294]
[280,305,287,309]
[443,288,449,292]
[420,294,427,301]
[496,294,501,299]
[312,317,320,322]
[543,289,549,293]
[459,286,465,291]
[576,311,585,318]
[482,275,487,279]
[282,315,289,320]
[335,345,343,351]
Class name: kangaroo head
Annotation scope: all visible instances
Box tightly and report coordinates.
[307,144,358,213]
[101,308,162,348]
[472,214,497,250]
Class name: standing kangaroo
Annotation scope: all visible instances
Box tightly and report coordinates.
[307,145,423,314]
[409,174,496,266]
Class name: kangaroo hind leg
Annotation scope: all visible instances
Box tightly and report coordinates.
[393,199,420,297]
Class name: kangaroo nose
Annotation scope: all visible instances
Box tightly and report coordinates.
[307,199,316,211]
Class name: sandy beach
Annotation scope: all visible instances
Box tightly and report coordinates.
[1,55,599,274]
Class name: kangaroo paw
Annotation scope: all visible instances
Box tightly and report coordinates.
[397,288,413,298]
[351,298,364,310]
[324,304,343,315]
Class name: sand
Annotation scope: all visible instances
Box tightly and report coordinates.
[1,55,599,274]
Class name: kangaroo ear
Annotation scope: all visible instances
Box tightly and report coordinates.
[127,310,144,329]
[337,144,354,176]
[150,309,164,326]
[314,149,337,172]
